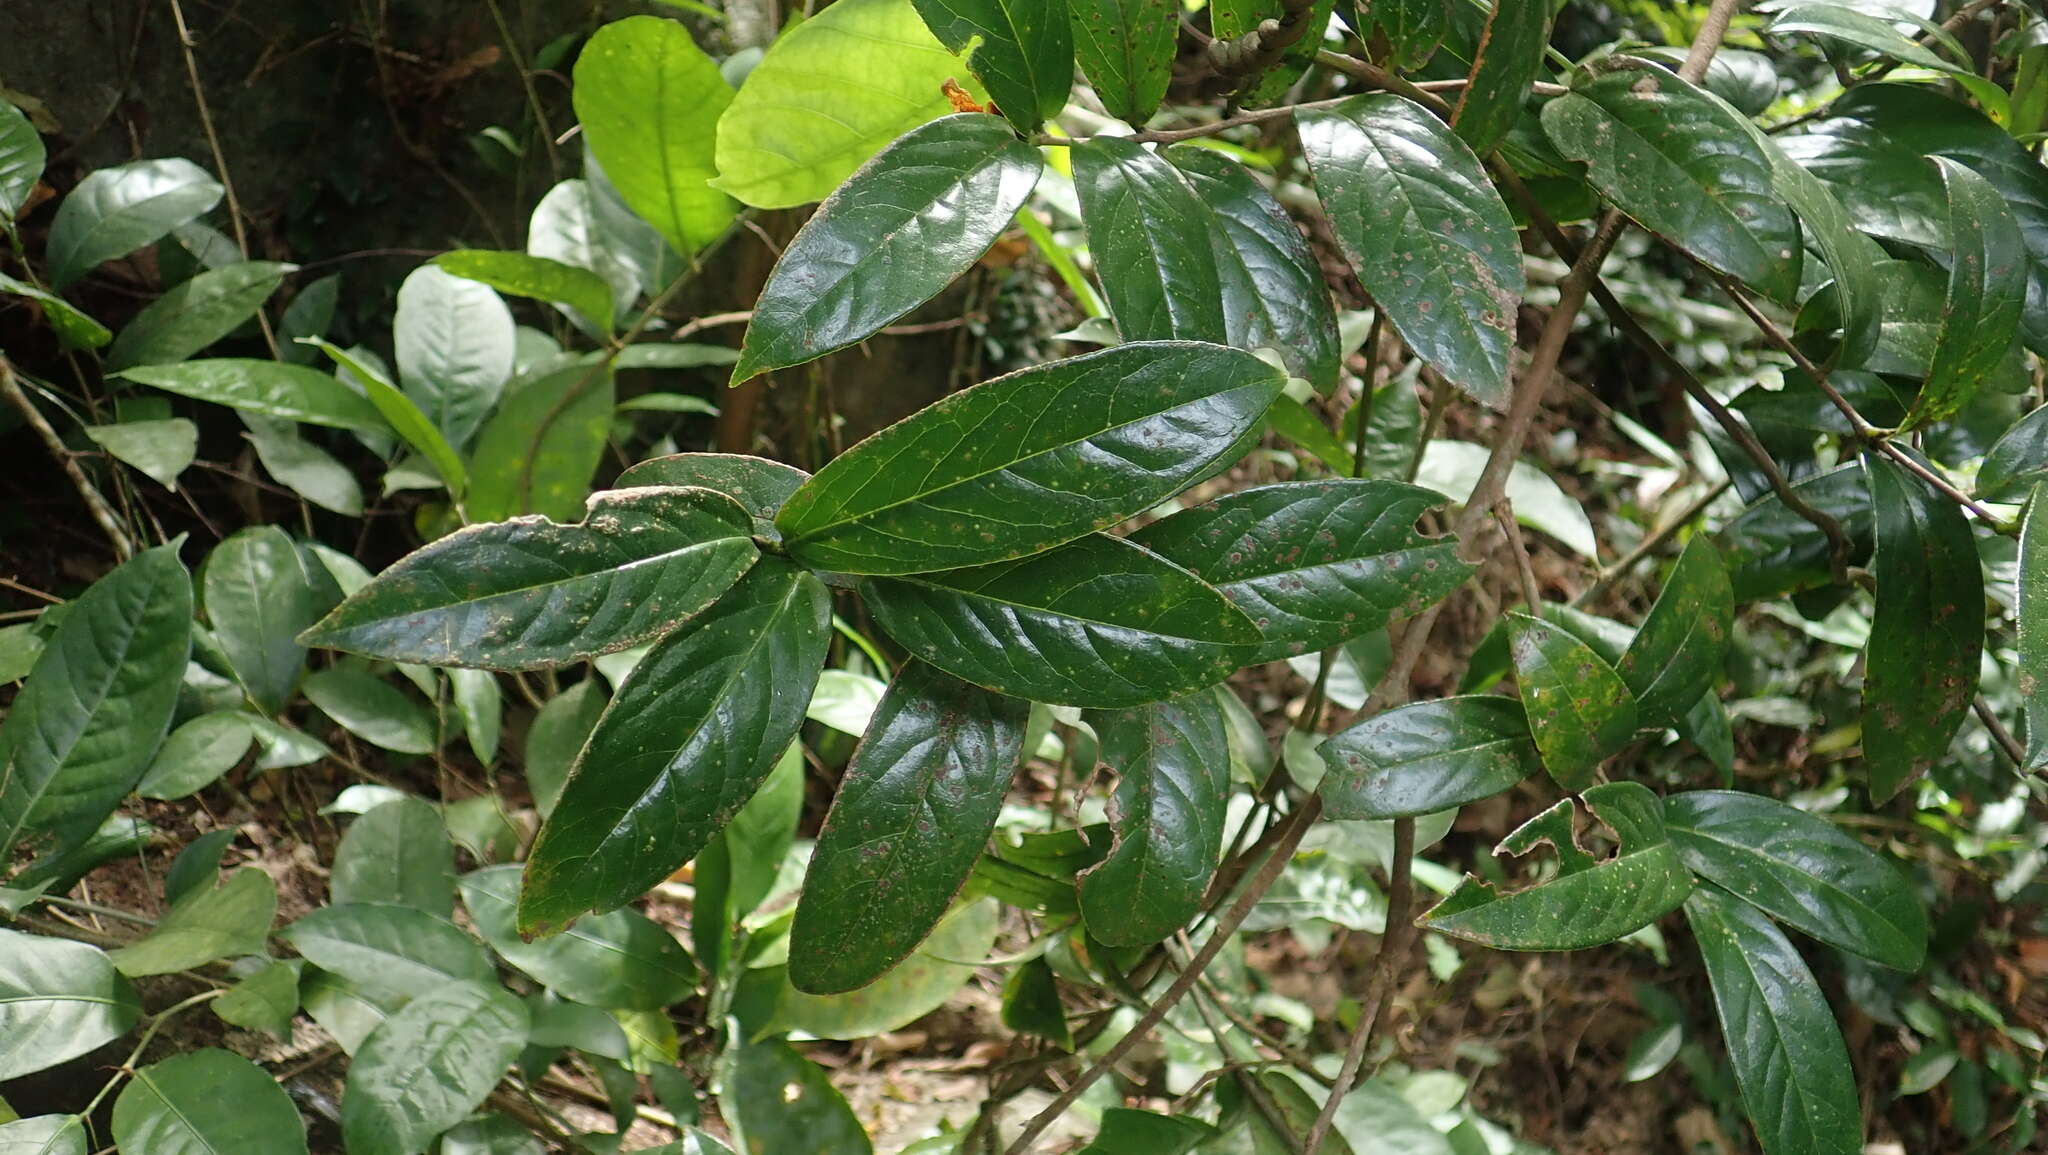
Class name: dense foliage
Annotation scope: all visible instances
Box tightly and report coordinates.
[2,0,2047,1152]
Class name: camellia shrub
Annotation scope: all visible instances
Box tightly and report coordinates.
[1,0,2045,1152]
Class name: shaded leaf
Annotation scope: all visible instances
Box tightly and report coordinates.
[0,271,111,350]
[775,898,998,1037]
[0,98,43,219]
[1318,695,1541,819]
[721,1037,872,1155]
[1714,463,1873,602]
[520,560,831,934]
[106,261,290,371]
[136,713,249,803]
[341,982,529,1155]
[281,903,495,1003]
[115,358,388,433]
[1297,94,1522,406]
[204,526,337,715]
[302,668,436,754]
[615,452,809,531]
[862,532,1260,708]
[302,338,467,499]
[465,362,616,524]
[331,797,456,915]
[791,663,1026,993]
[109,867,275,976]
[0,1116,86,1155]
[1978,403,2048,501]
[82,418,198,491]
[112,1049,307,1155]
[47,158,222,288]
[524,679,607,818]
[211,959,302,1038]
[462,865,697,1011]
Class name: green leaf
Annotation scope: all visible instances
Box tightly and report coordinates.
[1766,3,1953,72]
[1978,404,2048,501]
[332,797,456,915]
[461,865,696,1011]
[204,527,337,715]
[277,273,339,364]
[775,898,998,1037]
[1131,478,1470,663]
[163,828,236,908]
[1266,392,1356,473]
[791,663,1026,993]
[777,341,1283,574]
[450,666,501,763]
[211,959,302,1037]
[1209,0,1334,107]
[113,359,389,433]
[1507,611,1638,792]
[863,532,1259,707]
[46,158,223,288]
[1072,138,1227,344]
[1166,147,1343,389]
[1318,695,1541,820]
[574,16,735,256]
[243,416,364,517]
[109,868,275,976]
[1902,158,2027,429]
[303,485,756,670]
[434,250,616,337]
[299,966,397,1055]
[527,178,638,324]
[914,0,1071,131]
[1000,955,1072,1049]
[722,1037,873,1155]
[393,264,515,449]
[1714,462,1874,601]
[0,930,142,1080]
[341,982,529,1155]
[520,560,831,934]
[301,338,468,499]
[732,114,1041,385]
[1685,885,1862,1155]
[0,544,191,860]
[1665,790,1927,971]
[82,418,198,491]
[1412,439,1598,558]
[302,668,436,755]
[465,362,615,523]
[615,453,809,529]
[524,680,607,818]
[1423,782,1693,950]
[712,0,980,210]
[1862,453,1983,801]
[1297,94,1523,407]
[1450,0,1552,153]
[1076,693,1230,946]
[112,1049,307,1155]
[0,1116,86,1155]
[1077,1107,1217,1155]
[439,1116,546,1155]
[1070,0,1175,125]
[2022,487,2048,772]
[1349,0,1448,71]
[0,271,111,350]
[136,712,251,800]
[1542,67,1801,304]
[281,903,496,1003]
[0,99,44,220]
[105,261,290,371]
[1616,536,1734,730]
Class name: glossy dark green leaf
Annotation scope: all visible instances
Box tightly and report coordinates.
[1767,3,1953,72]
[1423,782,1692,950]
[520,560,831,934]
[1978,404,2048,501]
[281,903,495,1003]
[303,485,756,670]
[1131,478,1470,663]
[0,930,142,1080]
[0,98,43,220]
[1616,535,1734,730]
[1507,611,1638,792]
[0,271,111,350]
[1778,84,2048,356]
[163,828,237,907]
[1714,463,1874,602]
[0,544,190,860]
[112,1049,307,1155]
[574,15,734,257]
[1166,147,1343,389]
[1902,159,2027,429]
[1349,0,1449,71]
[1298,94,1522,407]
[1318,695,1541,819]
[434,250,616,336]
[1665,791,1927,971]
[732,114,1042,385]
[1000,955,1072,1048]
[1451,0,1553,152]
[1543,67,1801,303]
[393,264,514,450]
[777,342,1283,574]
[863,533,1259,707]
[106,260,289,371]
[465,362,616,524]
[1762,125,1885,370]
[46,158,222,288]
[1072,138,1228,344]
[461,865,696,1011]
[773,898,997,1038]
[790,663,1026,994]
[2022,487,2048,771]
[331,797,456,915]
[913,0,1072,131]
[1077,693,1230,946]
[1685,885,1862,1155]
[1070,0,1175,124]
[1863,453,1982,801]
[614,453,809,526]
[722,1037,872,1155]
[204,527,337,715]
[341,982,529,1155]
[109,867,275,976]
[114,359,388,433]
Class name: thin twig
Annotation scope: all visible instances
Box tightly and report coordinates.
[1303,818,1414,1152]
[1577,478,1733,606]
[481,0,560,179]
[1494,501,1544,611]
[1976,698,2025,767]
[1,359,134,559]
